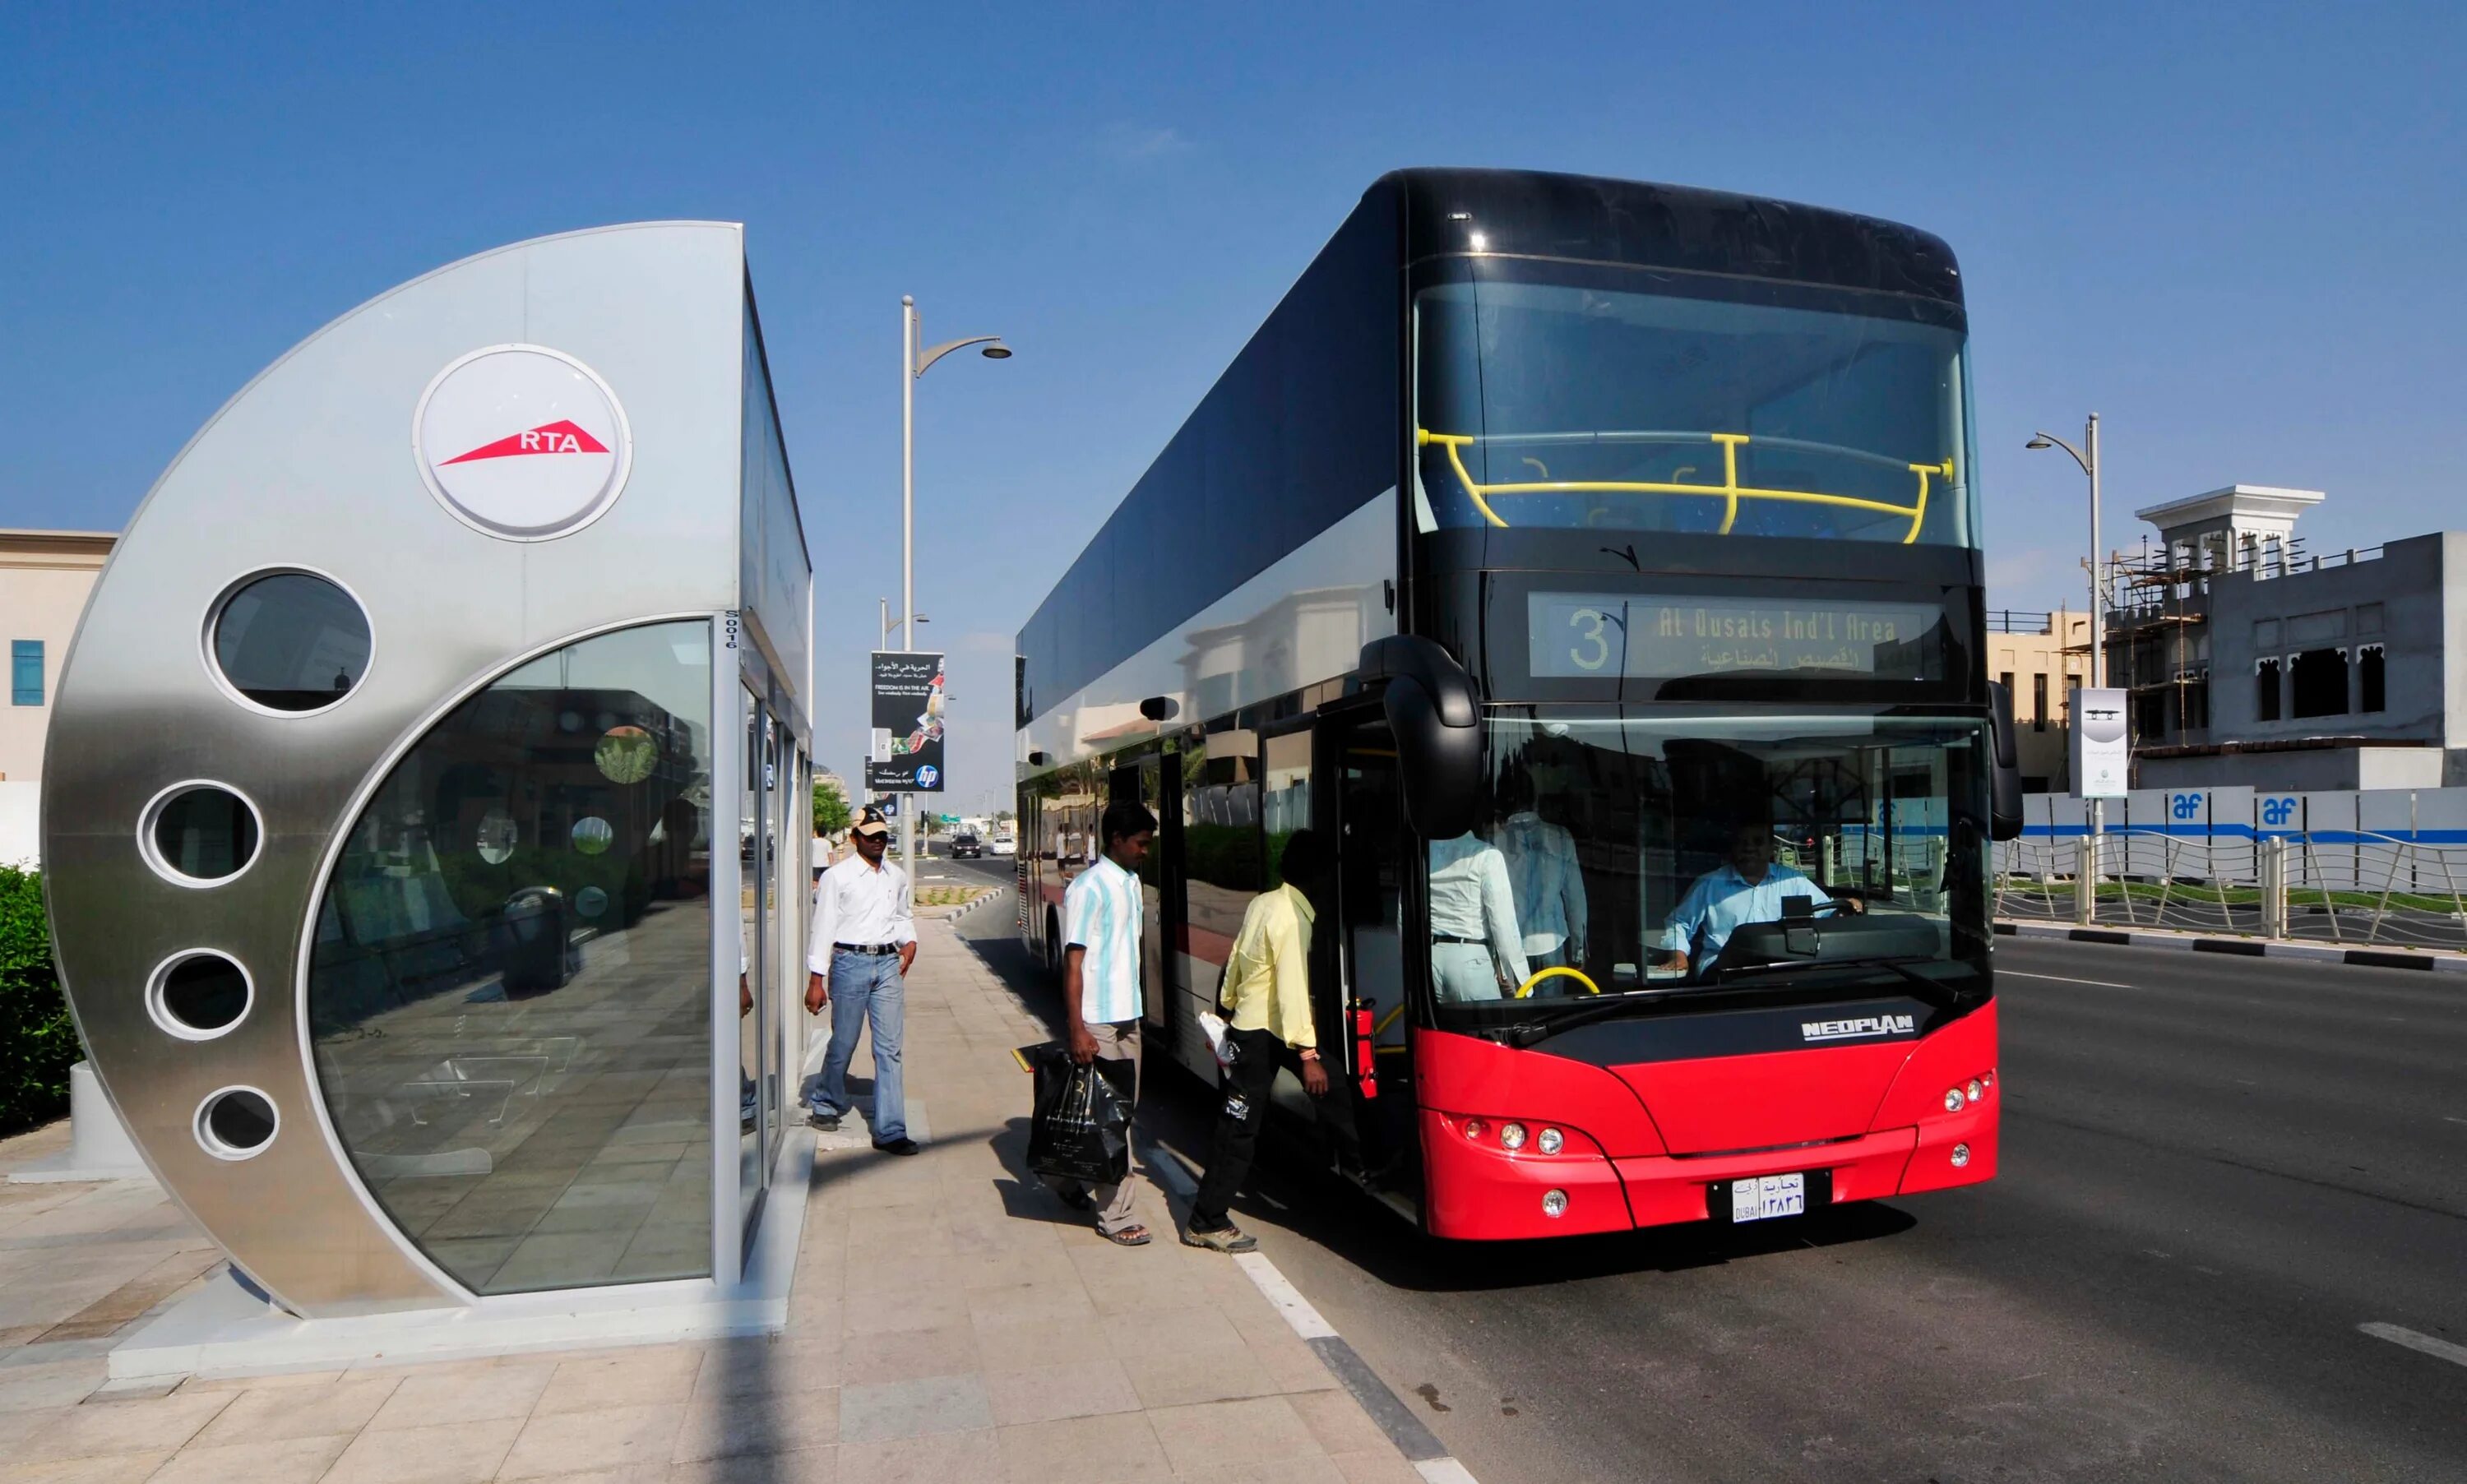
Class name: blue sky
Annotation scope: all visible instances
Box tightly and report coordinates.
[4,2,2460,802]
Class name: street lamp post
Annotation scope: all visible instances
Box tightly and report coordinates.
[877,601,928,648]
[2028,414,2104,868]
[2026,414,2103,688]
[898,295,1011,899]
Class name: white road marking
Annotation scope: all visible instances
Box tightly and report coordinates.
[1141,1139,1483,1482]
[1234,1251,1339,1339]
[2360,1322,2467,1369]
[1999,969,2132,988]
[2446,1117,2467,1126]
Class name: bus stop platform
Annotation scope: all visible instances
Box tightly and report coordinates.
[0,911,1429,1482]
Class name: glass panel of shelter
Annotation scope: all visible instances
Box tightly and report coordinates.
[306,620,717,1296]
[738,687,766,1251]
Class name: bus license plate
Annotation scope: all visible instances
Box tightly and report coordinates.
[1731,1173,1806,1223]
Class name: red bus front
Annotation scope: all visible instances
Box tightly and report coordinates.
[1373,710,2002,1241]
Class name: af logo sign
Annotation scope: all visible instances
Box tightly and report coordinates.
[414,345,632,540]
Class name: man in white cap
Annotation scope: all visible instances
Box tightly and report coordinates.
[803,805,919,1154]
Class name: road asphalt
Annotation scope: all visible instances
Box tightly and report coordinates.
[937,858,2467,1483]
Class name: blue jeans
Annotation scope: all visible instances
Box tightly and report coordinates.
[810,949,905,1141]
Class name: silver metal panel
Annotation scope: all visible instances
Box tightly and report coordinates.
[44,224,777,1314]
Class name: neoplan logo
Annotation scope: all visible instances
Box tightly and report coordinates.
[1800,1013,1916,1042]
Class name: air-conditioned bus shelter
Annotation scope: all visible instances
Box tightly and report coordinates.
[42,223,819,1375]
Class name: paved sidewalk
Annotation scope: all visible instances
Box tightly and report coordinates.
[0,914,1420,1482]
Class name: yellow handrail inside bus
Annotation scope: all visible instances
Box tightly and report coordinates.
[1514,966,1602,999]
[1417,428,1951,546]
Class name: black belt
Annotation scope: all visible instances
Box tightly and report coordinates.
[1433,935,1485,947]
[833,942,902,956]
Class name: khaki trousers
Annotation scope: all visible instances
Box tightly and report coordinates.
[1045,1019,1141,1235]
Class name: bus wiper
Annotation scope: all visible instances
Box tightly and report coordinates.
[1502,988,1692,1047]
[1719,954,1971,1010]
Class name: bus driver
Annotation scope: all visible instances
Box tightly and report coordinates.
[1659,821,1857,977]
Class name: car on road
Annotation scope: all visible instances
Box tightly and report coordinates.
[990,834,1016,857]
[948,831,984,859]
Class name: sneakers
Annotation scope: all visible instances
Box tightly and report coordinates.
[872,1136,921,1156]
[1181,1222,1258,1254]
[807,1108,841,1132]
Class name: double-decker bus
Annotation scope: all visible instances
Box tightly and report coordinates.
[1017,169,2021,1241]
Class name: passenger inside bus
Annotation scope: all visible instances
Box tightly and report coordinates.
[1490,766,1587,972]
[1428,830,1528,1001]
[1659,820,1860,977]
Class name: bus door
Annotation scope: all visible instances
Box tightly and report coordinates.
[1112,757,1180,1055]
[1316,714,1422,1216]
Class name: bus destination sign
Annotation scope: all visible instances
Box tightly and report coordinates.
[1529,593,1946,680]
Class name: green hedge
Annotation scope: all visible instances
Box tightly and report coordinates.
[0,867,78,1136]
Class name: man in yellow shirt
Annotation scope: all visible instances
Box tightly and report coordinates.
[1186,830,1331,1253]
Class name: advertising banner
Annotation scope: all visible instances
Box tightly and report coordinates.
[866,651,947,793]
[2071,687,2129,798]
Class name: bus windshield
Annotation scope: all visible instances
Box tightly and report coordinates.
[1414,276,1975,547]
[1426,711,1989,1023]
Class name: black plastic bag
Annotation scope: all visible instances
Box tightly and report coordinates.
[1024,1043,1134,1186]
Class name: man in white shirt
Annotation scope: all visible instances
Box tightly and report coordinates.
[803,807,920,1154]
[1428,832,1529,1001]
[1052,799,1158,1246]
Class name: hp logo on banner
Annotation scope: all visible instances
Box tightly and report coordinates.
[916,765,939,789]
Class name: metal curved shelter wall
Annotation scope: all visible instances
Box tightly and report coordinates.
[44,224,773,1314]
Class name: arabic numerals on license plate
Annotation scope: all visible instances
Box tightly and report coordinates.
[1730,1172,1807,1222]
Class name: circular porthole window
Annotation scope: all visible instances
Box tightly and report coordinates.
[194,1087,279,1161]
[206,570,373,714]
[147,952,252,1041]
[140,783,262,886]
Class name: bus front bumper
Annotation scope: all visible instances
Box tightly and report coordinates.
[1421,1106,1998,1241]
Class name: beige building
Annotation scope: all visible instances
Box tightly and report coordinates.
[1,529,116,863]
[1990,608,2090,792]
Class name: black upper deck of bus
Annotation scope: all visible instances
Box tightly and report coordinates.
[1385,168,1964,309]
[1014,169,1967,728]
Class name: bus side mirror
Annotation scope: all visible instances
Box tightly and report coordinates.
[1360,636,1482,839]
[1988,681,2024,841]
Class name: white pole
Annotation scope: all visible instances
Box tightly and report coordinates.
[2086,412,2103,689]
[2085,412,2105,872]
[900,297,917,904]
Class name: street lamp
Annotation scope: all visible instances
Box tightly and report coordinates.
[2025,414,2102,688]
[878,602,928,648]
[899,295,1010,898]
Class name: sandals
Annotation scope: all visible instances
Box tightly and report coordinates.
[1100,1223,1153,1246]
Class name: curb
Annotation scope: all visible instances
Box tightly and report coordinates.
[1996,918,2467,973]
[1139,1140,1483,1484]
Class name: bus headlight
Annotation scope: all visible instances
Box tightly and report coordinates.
[1537,1127,1564,1155]
[1966,1079,1983,1103]
[1499,1122,1528,1151]
[1463,1118,1488,1142]
[1542,1189,1568,1218]
[1951,1143,1971,1168]
[1943,1088,1965,1113]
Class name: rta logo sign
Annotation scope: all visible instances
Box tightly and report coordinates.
[2171,793,2202,821]
[2261,796,2300,828]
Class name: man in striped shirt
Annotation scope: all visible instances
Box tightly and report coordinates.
[1051,799,1159,1246]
